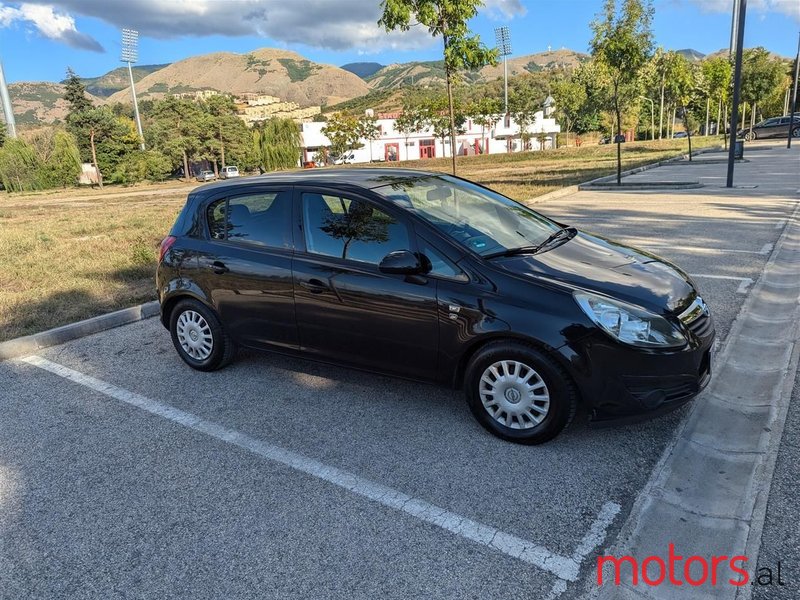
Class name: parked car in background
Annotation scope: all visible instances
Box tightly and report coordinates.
[738,116,800,141]
[220,166,240,179]
[196,170,216,182]
[673,131,688,139]
[157,169,714,445]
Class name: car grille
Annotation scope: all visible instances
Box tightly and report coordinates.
[678,296,713,339]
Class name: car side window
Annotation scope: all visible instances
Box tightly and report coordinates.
[302,192,411,264]
[418,239,467,281]
[206,191,292,248]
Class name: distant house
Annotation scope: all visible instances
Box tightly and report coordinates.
[300,109,561,165]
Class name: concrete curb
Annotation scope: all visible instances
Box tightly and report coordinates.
[0,301,159,362]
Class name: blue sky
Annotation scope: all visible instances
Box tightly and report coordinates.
[0,0,797,84]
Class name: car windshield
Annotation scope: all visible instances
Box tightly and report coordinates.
[374,175,560,257]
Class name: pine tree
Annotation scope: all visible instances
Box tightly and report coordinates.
[63,68,92,114]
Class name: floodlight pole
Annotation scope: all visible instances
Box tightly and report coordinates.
[504,53,508,115]
[122,28,145,151]
[726,0,746,188]
[495,26,511,115]
[787,31,799,149]
[0,59,17,139]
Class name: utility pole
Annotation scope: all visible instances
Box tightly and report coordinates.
[788,31,799,149]
[727,0,746,188]
[121,28,145,151]
[495,26,511,115]
[0,58,16,139]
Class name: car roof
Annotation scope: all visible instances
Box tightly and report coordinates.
[190,168,443,197]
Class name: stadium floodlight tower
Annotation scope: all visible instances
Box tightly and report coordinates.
[495,26,512,115]
[0,58,17,139]
[121,28,145,150]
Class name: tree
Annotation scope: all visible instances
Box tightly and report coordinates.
[509,78,541,150]
[741,47,785,127]
[63,68,92,113]
[0,138,43,192]
[0,121,6,148]
[40,129,81,187]
[469,96,501,153]
[379,0,497,175]
[322,112,363,158]
[255,118,301,171]
[145,97,204,180]
[357,114,381,162]
[669,56,702,159]
[551,77,587,146]
[419,92,466,155]
[395,105,425,159]
[702,56,732,136]
[591,0,654,184]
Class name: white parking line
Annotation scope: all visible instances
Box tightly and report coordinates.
[628,242,773,255]
[689,273,754,294]
[20,355,620,584]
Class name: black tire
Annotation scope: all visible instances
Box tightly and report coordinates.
[169,298,236,371]
[744,130,756,142]
[792,127,800,138]
[464,341,577,445]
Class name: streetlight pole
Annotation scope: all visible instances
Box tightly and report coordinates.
[121,28,145,151]
[495,26,512,115]
[0,58,16,139]
[727,0,746,188]
[640,96,655,140]
[788,31,799,149]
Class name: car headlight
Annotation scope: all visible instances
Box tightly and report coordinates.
[574,291,686,348]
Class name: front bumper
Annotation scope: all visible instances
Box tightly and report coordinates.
[559,319,715,423]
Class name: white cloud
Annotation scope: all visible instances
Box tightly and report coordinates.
[0,2,103,51]
[687,0,800,22]
[5,0,512,53]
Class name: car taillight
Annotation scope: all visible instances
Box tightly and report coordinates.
[158,236,177,262]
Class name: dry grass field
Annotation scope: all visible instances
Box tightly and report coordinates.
[0,137,722,341]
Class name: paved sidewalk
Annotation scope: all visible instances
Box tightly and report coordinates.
[584,144,800,600]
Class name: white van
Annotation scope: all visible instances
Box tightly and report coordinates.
[220,166,240,179]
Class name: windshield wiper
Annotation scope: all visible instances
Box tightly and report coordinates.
[484,227,576,259]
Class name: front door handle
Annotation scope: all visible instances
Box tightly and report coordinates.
[299,278,328,294]
[208,261,229,274]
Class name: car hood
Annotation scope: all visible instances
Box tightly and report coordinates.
[493,231,695,314]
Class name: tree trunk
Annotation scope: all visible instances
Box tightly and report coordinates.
[723,104,728,150]
[446,66,457,176]
[615,92,622,186]
[659,77,665,140]
[183,149,190,182]
[750,102,756,128]
[212,160,219,178]
[742,103,747,130]
[717,98,722,137]
[684,104,693,161]
[705,97,710,136]
[90,128,103,189]
[221,142,226,169]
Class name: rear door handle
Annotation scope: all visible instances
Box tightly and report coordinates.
[208,261,229,274]
[299,278,328,294]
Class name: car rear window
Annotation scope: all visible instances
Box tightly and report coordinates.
[206,191,292,248]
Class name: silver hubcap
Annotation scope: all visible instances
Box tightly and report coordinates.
[479,360,550,429]
[176,310,213,360]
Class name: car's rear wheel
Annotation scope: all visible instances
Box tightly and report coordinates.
[464,342,577,444]
[744,130,756,141]
[169,298,235,371]
[792,126,800,138]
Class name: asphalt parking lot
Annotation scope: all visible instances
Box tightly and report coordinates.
[1,143,798,599]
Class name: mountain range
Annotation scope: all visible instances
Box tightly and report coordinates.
[5,46,758,126]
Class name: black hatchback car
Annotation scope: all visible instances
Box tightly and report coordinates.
[157,169,714,444]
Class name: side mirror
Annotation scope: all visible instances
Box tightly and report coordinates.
[379,250,422,275]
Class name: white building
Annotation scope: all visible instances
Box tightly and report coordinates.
[300,110,561,165]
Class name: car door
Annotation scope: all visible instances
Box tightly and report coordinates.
[196,187,298,351]
[292,188,440,381]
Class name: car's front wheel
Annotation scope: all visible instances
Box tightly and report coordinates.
[169,298,235,371]
[464,342,577,444]
[744,130,756,141]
